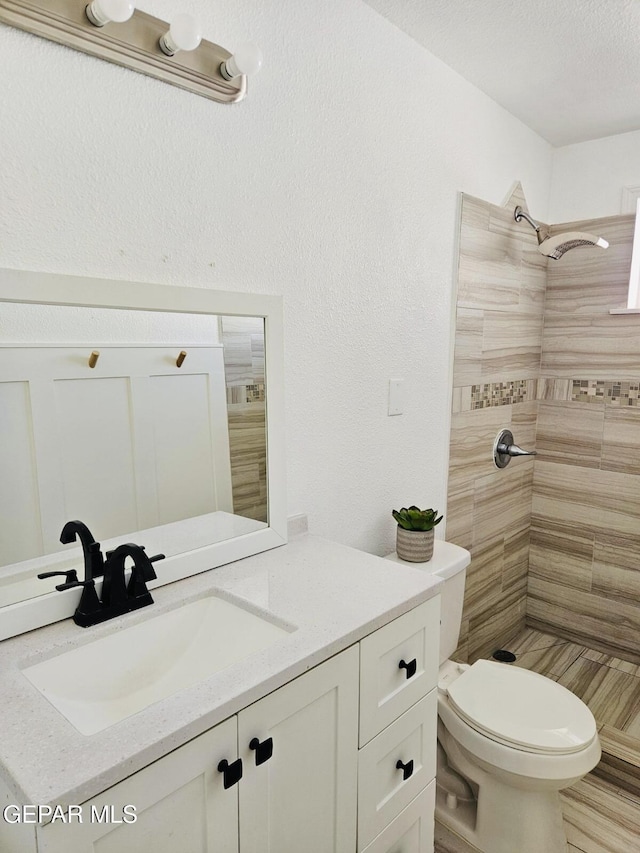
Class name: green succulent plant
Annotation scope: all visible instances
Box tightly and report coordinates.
[392,506,443,531]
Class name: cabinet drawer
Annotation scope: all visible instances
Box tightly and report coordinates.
[360,782,435,853]
[357,690,437,851]
[359,597,440,746]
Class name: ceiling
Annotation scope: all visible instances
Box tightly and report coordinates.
[363,0,640,147]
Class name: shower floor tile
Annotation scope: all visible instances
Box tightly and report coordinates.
[512,639,586,679]
[561,775,640,853]
[557,657,640,731]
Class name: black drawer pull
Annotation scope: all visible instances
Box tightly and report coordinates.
[396,759,414,781]
[249,736,273,766]
[398,658,417,679]
[218,758,243,789]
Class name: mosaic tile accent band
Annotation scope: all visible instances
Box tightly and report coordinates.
[572,379,640,407]
[470,379,537,410]
[226,382,265,405]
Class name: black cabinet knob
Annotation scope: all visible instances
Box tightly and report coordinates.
[217,758,243,789]
[396,759,414,781]
[249,736,273,766]
[398,658,417,679]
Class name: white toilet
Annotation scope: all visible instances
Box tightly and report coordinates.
[393,541,601,853]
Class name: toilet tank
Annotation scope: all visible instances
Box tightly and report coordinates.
[386,541,470,664]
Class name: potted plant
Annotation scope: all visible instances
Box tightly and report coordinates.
[392,506,443,563]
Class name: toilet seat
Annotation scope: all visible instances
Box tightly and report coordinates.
[444,659,596,755]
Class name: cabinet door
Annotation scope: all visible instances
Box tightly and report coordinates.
[38,717,239,853]
[238,645,359,853]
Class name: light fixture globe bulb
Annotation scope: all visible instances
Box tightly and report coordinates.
[169,13,202,52]
[86,0,135,26]
[221,41,263,80]
[232,42,262,76]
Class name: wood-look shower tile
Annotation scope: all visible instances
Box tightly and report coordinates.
[582,648,640,678]
[489,195,534,236]
[592,533,640,602]
[509,627,569,655]
[510,400,538,447]
[593,725,640,798]
[448,406,510,492]
[541,313,640,379]
[527,577,640,665]
[621,709,640,740]
[539,377,572,402]
[561,774,640,853]
[502,181,529,212]
[532,461,640,538]
[602,408,640,476]
[558,658,640,729]
[519,247,547,314]
[468,584,526,663]
[457,223,522,310]
[513,640,586,680]
[452,307,484,387]
[482,310,544,351]
[503,525,529,594]
[445,486,474,551]
[536,401,604,468]
[463,536,503,621]
[472,466,533,548]
[528,524,593,591]
[458,193,491,229]
[479,349,541,383]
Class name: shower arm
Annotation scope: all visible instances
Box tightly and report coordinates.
[514,206,546,245]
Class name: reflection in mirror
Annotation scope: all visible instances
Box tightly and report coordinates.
[0,302,268,608]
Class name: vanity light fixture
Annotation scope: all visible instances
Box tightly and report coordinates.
[0,0,261,104]
[220,42,263,80]
[85,0,135,27]
[159,13,202,57]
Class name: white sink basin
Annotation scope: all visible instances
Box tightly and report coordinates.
[22,595,294,735]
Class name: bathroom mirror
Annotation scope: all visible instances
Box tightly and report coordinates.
[0,268,286,639]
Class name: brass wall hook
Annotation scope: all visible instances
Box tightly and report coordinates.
[88,350,100,369]
[176,350,187,368]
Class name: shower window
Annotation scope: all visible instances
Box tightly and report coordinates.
[611,195,640,314]
[627,198,640,309]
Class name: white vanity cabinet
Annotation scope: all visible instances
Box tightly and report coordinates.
[38,716,240,853]
[37,646,360,853]
[17,595,440,853]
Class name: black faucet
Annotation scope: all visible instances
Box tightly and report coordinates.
[39,521,165,628]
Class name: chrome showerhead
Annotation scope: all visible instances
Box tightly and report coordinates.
[537,232,609,260]
[514,206,609,260]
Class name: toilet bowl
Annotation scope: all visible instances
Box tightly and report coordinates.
[436,658,600,853]
[386,542,601,853]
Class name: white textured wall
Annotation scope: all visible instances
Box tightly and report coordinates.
[550,129,640,222]
[0,0,552,557]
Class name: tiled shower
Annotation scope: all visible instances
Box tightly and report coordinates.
[446,184,640,665]
[444,186,640,852]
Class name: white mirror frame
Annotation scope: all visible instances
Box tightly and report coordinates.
[0,268,287,640]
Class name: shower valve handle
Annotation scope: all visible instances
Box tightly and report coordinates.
[496,442,537,458]
[493,429,537,469]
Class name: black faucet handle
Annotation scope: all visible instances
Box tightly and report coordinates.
[149,553,165,564]
[37,569,79,584]
[55,578,96,592]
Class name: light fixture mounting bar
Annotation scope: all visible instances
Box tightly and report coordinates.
[0,0,247,103]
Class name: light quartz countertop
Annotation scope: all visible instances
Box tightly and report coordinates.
[0,533,443,808]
